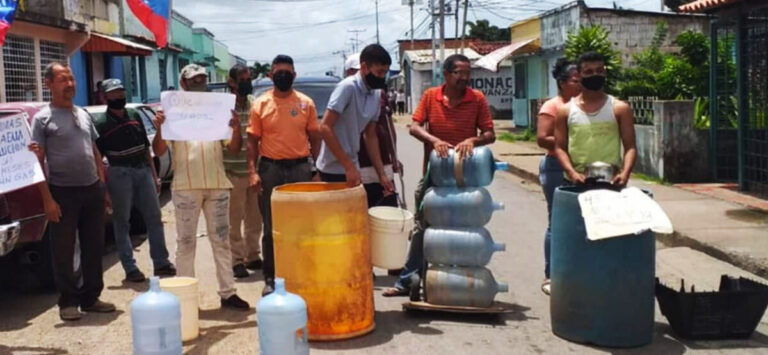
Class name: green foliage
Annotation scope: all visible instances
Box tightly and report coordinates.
[693,97,710,129]
[249,62,271,79]
[467,20,511,42]
[564,25,622,94]
[498,129,536,143]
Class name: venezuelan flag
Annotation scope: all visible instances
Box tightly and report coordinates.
[126,0,169,48]
[0,0,19,46]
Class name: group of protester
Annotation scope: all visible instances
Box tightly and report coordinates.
[27,40,634,321]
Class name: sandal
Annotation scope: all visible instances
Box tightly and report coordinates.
[541,279,551,296]
[382,287,409,297]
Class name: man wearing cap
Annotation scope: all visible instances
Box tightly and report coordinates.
[94,79,175,283]
[153,64,250,310]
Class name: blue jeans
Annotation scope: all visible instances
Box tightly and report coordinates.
[539,155,564,278]
[107,165,171,274]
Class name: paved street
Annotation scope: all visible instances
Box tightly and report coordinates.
[1,124,767,354]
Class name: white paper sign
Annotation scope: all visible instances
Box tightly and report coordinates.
[160,91,235,141]
[0,114,45,194]
[578,187,673,241]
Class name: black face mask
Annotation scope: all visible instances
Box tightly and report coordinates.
[237,80,253,96]
[365,72,387,90]
[106,98,126,110]
[273,71,294,92]
[581,75,606,91]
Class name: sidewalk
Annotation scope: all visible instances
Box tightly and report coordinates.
[489,138,768,279]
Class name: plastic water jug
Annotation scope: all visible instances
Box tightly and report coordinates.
[423,187,504,227]
[425,266,508,308]
[424,227,505,266]
[429,147,509,187]
[131,277,182,355]
[257,278,309,355]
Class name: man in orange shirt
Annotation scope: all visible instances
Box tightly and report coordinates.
[384,54,496,297]
[247,55,322,296]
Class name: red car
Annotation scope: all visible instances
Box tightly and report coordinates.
[0,103,51,286]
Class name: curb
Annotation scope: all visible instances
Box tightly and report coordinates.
[498,162,768,280]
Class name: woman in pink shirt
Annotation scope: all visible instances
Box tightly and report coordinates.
[537,58,581,295]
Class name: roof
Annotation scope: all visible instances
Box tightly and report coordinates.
[474,39,539,73]
[403,48,482,64]
[81,33,154,56]
[679,0,742,12]
[469,42,511,55]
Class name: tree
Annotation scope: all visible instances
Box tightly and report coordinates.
[564,25,623,94]
[250,62,271,79]
[664,0,696,12]
[467,20,510,42]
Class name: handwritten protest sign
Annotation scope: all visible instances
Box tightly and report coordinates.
[160,91,235,141]
[0,114,45,194]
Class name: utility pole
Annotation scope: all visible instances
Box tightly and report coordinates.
[455,0,460,39]
[430,0,438,85]
[375,0,380,44]
[410,0,415,48]
[460,0,468,54]
[348,29,366,53]
[439,0,445,81]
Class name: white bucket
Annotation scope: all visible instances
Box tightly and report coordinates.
[159,277,199,341]
[368,206,414,270]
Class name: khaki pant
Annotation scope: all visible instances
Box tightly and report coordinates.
[172,189,236,299]
[227,174,263,265]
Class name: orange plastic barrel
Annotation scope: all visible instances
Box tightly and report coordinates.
[271,182,374,341]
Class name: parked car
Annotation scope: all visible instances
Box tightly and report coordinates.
[252,76,340,119]
[84,104,173,182]
[0,102,54,287]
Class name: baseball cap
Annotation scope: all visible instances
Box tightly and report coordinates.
[180,63,208,79]
[345,53,361,71]
[100,78,124,93]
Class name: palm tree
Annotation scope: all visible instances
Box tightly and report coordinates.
[250,62,272,79]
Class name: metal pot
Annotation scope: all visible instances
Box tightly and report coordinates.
[585,161,616,182]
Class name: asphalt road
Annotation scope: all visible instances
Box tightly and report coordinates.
[1,122,767,354]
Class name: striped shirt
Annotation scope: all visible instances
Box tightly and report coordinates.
[169,140,232,191]
[412,85,494,151]
[223,95,254,176]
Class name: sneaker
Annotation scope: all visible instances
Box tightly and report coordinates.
[125,269,147,283]
[541,279,551,296]
[81,300,116,313]
[221,294,250,310]
[59,306,82,321]
[261,278,275,297]
[233,264,249,279]
[245,259,263,271]
[154,264,177,277]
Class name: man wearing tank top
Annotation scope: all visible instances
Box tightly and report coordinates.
[553,51,637,186]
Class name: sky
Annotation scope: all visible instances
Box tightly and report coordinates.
[173,0,664,76]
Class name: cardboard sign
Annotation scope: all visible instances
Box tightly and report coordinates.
[160,91,235,141]
[0,114,45,194]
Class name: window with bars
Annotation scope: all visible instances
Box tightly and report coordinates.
[3,35,37,102]
[39,40,67,102]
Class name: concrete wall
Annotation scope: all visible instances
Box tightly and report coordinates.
[469,67,514,119]
[633,100,711,182]
[541,3,580,50]
[510,17,541,43]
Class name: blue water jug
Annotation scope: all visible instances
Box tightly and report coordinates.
[257,278,309,355]
[550,186,655,347]
[423,187,504,227]
[425,266,508,308]
[131,277,182,355]
[424,227,505,266]
[429,147,509,187]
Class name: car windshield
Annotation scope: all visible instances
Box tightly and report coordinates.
[254,84,336,117]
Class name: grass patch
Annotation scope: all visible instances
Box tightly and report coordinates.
[498,129,537,143]
[632,172,671,185]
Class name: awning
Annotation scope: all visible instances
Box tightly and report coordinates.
[81,33,154,56]
[473,38,538,73]
[679,0,741,12]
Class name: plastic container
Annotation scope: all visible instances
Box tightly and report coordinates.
[550,186,655,348]
[368,206,414,270]
[131,277,182,355]
[429,147,509,187]
[257,278,309,355]
[271,182,374,340]
[424,227,505,266]
[656,275,768,340]
[159,277,199,342]
[425,266,508,308]
[423,187,504,227]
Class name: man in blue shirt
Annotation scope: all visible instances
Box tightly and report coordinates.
[316,44,394,194]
